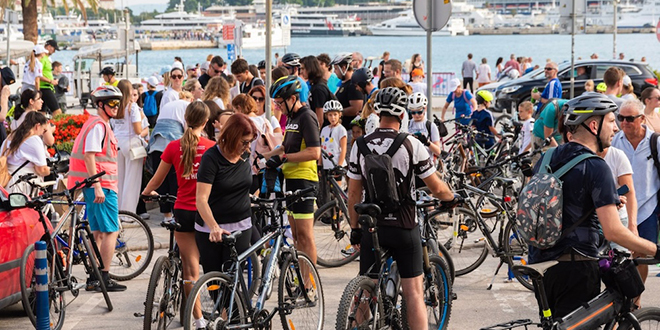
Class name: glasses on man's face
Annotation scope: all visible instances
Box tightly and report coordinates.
[252,96,265,102]
[274,99,286,108]
[410,110,424,116]
[617,114,643,123]
[544,67,555,71]
[104,99,120,108]
[171,74,183,80]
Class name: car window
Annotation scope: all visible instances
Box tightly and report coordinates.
[594,65,642,79]
[558,65,593,80]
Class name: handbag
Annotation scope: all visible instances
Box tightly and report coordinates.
[129,137,147,160]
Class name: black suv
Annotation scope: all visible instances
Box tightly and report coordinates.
[492,60,658,113]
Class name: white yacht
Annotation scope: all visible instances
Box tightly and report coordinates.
[368,10,469,36]
[287,9,361,37]
[218,20,291,49]
[139,1,227,31]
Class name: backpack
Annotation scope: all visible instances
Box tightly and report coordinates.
[254,120,283,155]
[516,147,598,249]
[533,98,561,121]
[356,133,413,216]
[649,133,660,207]
[143,91,158,117]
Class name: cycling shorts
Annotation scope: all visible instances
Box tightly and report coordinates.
[173,209,196,233]
[285,179,318,220]
[359,225,423,279]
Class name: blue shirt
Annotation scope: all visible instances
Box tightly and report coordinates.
[470,108,495,148]
[297,76,309,103]
[611,126,660,223]
[327,73,341,94]
[446,90,473,125]
[541,77,563,100]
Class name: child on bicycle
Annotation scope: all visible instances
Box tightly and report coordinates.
[320,100,347,171]
[471,90,499,149]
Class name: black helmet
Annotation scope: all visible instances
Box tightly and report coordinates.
[374,87,408,117]
[91,85,122,104]
[282,53,301,67]
[100,66,115,76]
[270,76,302,100]
[563,93,618,127]
[351,68,374,89]
[258,60,266,70]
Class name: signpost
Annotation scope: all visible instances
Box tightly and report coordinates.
[559,0,586,98]
[227,43,236,61]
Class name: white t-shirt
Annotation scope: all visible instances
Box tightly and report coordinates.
[22,60,43,88]
[84,124,106,153]
[603,146,633,251]
[2,135,47,169]
[260,113,280,131]
[213,97,225,110]
[110,103,142,142]
[408,119,440,156]
[321,124,347,168]
[159,88,180,108]
[620,94,636,101]
[476,64,492,83]
[11,110,33,131]
[519,118,535,154]
[365,112,409,134]
[156,99,189,128]
[409,82,427,96]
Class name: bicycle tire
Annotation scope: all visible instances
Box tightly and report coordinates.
[435,240,456,284]
[430,207,489,276]
[80,230,113,311]
[182,271,247,330]
[426,255,453,330]
[502,220,534,291]
[110,210,154,281]
[618,307,660,330]
[20,244,67,330]
[335,275,383,330]
[278,251,325,330]
[314,200,359,268]
[143,255,181,330]
[246,251,262,299]
[494,115,512,135]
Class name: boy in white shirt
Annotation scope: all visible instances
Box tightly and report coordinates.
[518,101,535,154]
[320,100,347,170]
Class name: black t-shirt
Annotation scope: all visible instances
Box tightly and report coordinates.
[528,142,619,263]
[336,80,364,129]
[198,73,211,89]
[195,146,253,226]
[281,105,321,181]
[239,77,264,94]
[309,81,334,127]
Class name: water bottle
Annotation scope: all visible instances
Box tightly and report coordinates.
[531,88,539,104]
[385,260,398,298]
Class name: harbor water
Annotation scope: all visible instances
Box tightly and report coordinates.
[50,33,660,78]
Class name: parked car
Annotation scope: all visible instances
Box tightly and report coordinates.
[492,60,659,113]
[0,188,49,310]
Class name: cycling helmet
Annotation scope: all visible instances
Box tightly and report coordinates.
[91,85,122,105]
[100,66,115,76]
[475,90,494,104]
[258,60,266,70]
[374,87,408,117]
[323,100,343,113]
[350,116,366,129]
[351,67,374,89]
[270,76,302,100]
[281,53,301,67]
[330,52,353,66]
[596,82,607,93]
[563,93,617,127]
[408,92,428,110]
[507,69,520,79]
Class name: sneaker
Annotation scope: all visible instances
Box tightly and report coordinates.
[97,279,127,292]
[341,246,356,257]
[139,212,150,220]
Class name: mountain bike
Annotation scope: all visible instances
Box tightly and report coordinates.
[17,171,112,330]
[182,187,324,330]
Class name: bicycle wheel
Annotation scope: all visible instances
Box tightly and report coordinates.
[618,307,660,329]
[143,255,182,330]
[80,230,113,311]
[314,200,359,267]
[430,207,489,276]
[20,244,67,330]
[494,114,512,133]
[245,251,262,299]
[502,220,534,291]
[182,271,247,330]
[110,210,154,281]
[335,275,383,330]
[278,251,324,330]
[426,255,453,330]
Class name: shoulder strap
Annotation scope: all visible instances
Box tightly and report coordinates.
[553,153,599,178]
[558,206,596,243]
[386,133,408,158]
[651,133,660,179]
[356,136,371,157]
[425,121,432,135]
[538,147,556,174]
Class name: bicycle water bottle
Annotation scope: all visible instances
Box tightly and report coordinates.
[385,259,398,298]
[531,88,539,104]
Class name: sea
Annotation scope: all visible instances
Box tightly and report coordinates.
[49,33,660,78]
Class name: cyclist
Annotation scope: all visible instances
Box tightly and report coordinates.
[332,53,364,140]
[408,92,441,158]
[529,93,660,319]
[101,66,118,87]
[260,76,321,265]
[280,53,310,104]
[68,86,126,292]
[347,87,456,330]
[471,90,499,149]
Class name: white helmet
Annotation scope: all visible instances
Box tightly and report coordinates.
[330,52,353,66]
[408,92,428,110]
[323,100,343,113]
[375,87,408,117]
[507,69,520,79]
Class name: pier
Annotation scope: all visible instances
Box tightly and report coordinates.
[468,26,656,35]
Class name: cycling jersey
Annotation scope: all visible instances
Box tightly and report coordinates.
[281,105,321,181]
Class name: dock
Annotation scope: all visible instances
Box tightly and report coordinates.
[468,26,656,35]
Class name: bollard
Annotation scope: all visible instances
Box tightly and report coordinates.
[34,241,50,330]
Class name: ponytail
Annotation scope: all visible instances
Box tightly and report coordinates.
[179,127,199,177]
[29,52,36,73]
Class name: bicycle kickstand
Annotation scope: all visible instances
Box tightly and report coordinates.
[487,258,506,290]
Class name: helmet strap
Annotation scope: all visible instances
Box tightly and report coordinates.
[580,118,605,152]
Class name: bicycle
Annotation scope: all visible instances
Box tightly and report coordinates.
[17,171,112,330]
[182,187,324,330]
[335,203,454,330]
[481,250,660,330]
[314,149,358,267]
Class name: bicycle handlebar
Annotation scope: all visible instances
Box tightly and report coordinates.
[251,186,317,205]
[141,194,177,203]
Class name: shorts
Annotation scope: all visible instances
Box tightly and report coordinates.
[83,187,119,233]
[173,209,196,233]
[285,179,317,220]
[638,206,659,244]
[359,225,423,279]
[39,88,60,114]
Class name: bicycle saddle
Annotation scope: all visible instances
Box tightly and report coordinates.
[354,203,381,217]
[494,177,518,187]
[512,260,558,280]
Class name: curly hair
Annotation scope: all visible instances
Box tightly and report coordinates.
[202,76,230,108]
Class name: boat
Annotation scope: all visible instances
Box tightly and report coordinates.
[217,20,290,49]
[286,8,361,37]
[138,0,227,31]
[367,10,469,36]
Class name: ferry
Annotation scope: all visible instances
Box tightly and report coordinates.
[139,1,226,31]
[367,10,469,36]
[287,9,361,37]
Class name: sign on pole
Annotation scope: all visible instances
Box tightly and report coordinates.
[656,19,660,42]
[227,43,236,61]
[223,23,235,42]
[413,0,452,31]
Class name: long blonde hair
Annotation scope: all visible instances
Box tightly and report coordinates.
[115,79,133,120]
[28,51,37,73]
[202,76,230,107]
[180,101,210,177]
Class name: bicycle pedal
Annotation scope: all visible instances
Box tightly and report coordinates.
[473,237,486,243]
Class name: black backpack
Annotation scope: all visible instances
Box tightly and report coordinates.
[356,133,411,215]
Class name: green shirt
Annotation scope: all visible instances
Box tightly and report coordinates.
[532,99,567,144]
[39,56,53,90]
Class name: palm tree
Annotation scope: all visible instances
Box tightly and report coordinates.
[18,0,98,43]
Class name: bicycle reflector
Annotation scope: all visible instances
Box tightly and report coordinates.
[504,196,512,203]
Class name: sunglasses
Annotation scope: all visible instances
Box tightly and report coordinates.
[410,111,424,115]
[104,99,120,108]
[544,67,555,71]
[171,75,183,79]
[241,138,255,147]
[617,114,642,123]
[252,96,265,102]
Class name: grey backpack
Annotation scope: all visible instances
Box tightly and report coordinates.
[516,148,598,249]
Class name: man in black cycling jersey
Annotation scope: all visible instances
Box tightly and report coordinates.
[347,87,455,330]
[530,93,660,319]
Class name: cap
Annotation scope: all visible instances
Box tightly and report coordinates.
[171,61,184,71]
[33,45,47,55]
[1,67,15,86]
[186,64,196,71]
[45,40,59,51]
[622,75,632,87]
[448,78,461,91]
[160,65,172,75]
[200,61,210,72]
[146,76,159,88]
[411,68,424,78]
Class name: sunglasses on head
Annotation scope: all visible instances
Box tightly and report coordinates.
[410,110,424,115]
[617,114,642,122]
[171,74,183,79]
[104,99,120,108]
